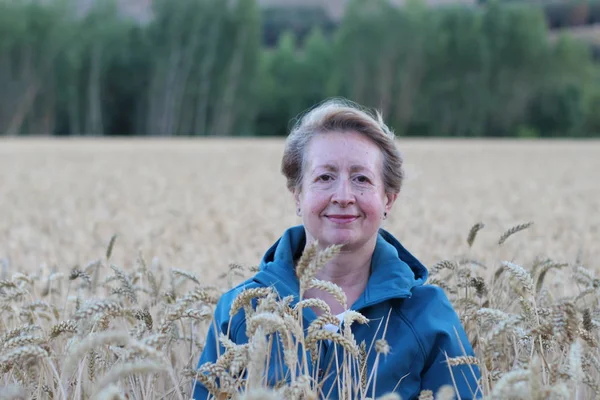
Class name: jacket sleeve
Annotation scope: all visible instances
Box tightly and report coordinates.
[417,286,482,399]
[192,291,247,400]
[192,320,224,399]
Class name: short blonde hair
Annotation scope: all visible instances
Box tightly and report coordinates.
[281,98,404,194]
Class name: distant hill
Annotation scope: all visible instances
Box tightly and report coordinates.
[74,0,152,22]
[257,0,474,19]
[84,0,475,21]
[77,0,600,50]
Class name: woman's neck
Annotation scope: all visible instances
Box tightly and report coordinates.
[303,237,376,314]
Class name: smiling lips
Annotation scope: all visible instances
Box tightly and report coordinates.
[326,215,359,224]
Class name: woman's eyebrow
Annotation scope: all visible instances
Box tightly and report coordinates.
[312,164,372,173]
[313,164,337,172]
[350,165,371,173]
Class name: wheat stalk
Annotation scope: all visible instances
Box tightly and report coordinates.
[418,390,434,400]
[94,384,125,400]
[237,388,285,400]
[376,394,401,400]
[171,268,201,285]
[535,261,568,294]
[498,222,534,245]
[0,345,48,373]
[64,331,131,375]
[0,385,26,400]
[93,361,166,396]
[2,335,45,351]
[501,261,534,297]
[429,260,457,275]
[467,222,485,248]
[295,241,319,281]
[305,330,359,358]
[109,265,137,303]
[74,300,122,322]
[294,298,331,315]
[106,235,118,261]
[0,324,41,345]
[229,287,274,318]
[307,279,347,309]
[246,312,287,338]
[375,339,390,355]
[446,356,480,367]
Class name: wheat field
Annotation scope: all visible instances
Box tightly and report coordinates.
[1,138,600,399]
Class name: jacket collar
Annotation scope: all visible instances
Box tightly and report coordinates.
[253,225,428,311]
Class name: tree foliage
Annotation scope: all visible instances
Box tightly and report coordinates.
[0,0,598,137]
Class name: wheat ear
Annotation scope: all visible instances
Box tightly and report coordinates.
[501,261,534,296]
[498,222,533,245]
[93,384,125,400]
[93,361,166,395]
[467,222,485,248]
[307,279,347,309]
[64,331,131,375]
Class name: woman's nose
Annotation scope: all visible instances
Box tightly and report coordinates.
[331,179,355,206]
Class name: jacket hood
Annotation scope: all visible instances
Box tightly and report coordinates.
[253,225,428,310]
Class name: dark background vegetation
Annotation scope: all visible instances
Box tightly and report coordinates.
[1,0,599,137]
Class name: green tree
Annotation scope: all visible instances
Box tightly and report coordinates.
[481,1,551,136]
[417,6,488,136]
[145,0,260,136]
[255,31,302,136]
[334,0,434,134]
[528,34,597,136]
[255,27,335,136]
[79,0,132,135]
[0,0,74,135]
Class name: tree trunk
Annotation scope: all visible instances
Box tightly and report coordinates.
[86,42,104,136]
[6,46,38,136]
[194,6,224,135]
[377,51,394,119]
[68,79,81,135]
[42,80,56,134]
[6,79,41,136]
[212,20,248,136]
[351,49,366,104]
[160,48,182,136]
[395,47,425,133]
[170,12,206,135]
[146,63,164,135]
[0,56,15,133]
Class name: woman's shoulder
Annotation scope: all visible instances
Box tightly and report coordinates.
[212,277,268,325]
[407,283,455,308]
[394,284,464,339]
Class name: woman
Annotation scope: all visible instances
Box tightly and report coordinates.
[194,99,481,399]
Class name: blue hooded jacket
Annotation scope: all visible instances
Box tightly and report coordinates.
[193,225,481,399]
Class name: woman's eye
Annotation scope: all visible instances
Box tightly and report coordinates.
[356,176,370,183]
[318,174,332,182]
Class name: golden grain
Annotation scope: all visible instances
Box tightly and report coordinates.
[1,139,599,399]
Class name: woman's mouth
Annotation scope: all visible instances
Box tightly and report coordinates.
[326,215,358,224]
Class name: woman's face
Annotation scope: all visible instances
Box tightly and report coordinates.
[295,131,397,251]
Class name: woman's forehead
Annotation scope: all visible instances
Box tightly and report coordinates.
[310,163,374,173]
[305,137,383,173]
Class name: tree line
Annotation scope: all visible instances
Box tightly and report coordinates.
[1,0,599,137]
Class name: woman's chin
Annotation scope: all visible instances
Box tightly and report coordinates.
[321,232,355,247]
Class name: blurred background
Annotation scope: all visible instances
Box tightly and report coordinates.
[0,0,599,138]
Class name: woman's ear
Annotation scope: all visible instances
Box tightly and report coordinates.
[385,192,398,213]
[294,183,304,201]
[294,187,302,207]
[294,188,302,216]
